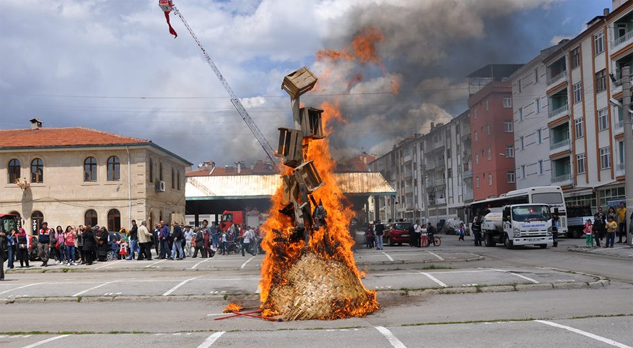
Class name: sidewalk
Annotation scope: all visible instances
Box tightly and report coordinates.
[567,244,633,259]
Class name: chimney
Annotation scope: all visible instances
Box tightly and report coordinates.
[30,118,42,130]
[603,8,610,16]
[430,121,435,130]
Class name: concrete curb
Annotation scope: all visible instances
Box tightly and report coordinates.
[2,278,609,305]
[567,246,633,260]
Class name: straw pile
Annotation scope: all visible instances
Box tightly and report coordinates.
[267,253,378,321]
[223,303,243,313]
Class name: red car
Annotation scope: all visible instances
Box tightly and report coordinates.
[385,222,412,246]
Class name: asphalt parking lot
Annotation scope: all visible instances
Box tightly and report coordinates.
[0,316,630,348]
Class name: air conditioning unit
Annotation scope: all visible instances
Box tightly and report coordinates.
[156,181,166,192]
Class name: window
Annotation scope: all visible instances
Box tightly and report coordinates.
[503,97,511,108]
[535,98,540,113]
[577,153,586,174]
[598,108,608,131]
[618,141,625,169]
[473,109,477,118]
[177,171,181,190]
[31,211,44,234]
[107,156,120,181]
[504,121,513,132]
[85,209,98,226]
[474,131,478,142]
[518,79,522,93]
[486,124,490,135]
[488,173,493,186]
[521,165,526,179]
[107,209,121,232]
[8,159,20,184]
[594,31,604,55]
[487,148,491,160]
[596,69,607,92]
[485,98,489,111]
[30,158,43,183]
[600,146,610,169]
[520,136,525,150]
[149,158,154,183]
[534,68,539,83]
[475,154,479,165]
[575,118,584,138]
[519,107,524,122]
[159,163,163,181]
[507,171,516,183]
[573,82,582,103]
[571,47,580,68]
[506,146,514,158]
[538,160,544,175]
[476,177,480,188]
[537,129,542,144]
[84,157,97,182]
[171,167,175,189]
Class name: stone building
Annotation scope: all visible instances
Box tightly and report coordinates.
[0,120,191,234]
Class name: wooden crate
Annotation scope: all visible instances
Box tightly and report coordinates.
[277,128,304,168]
[294,160,324,193]
[300,107,325,139]
[281,67,318,99]
[282,175,299,204]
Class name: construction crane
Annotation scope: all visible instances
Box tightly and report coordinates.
[158,1,278,167]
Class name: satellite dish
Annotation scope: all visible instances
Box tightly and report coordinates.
[197,163,203,168]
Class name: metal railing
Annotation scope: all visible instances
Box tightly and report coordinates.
[614,30,633,47]
[550,138,570,150]
[549,103,568,118]
[462,170,473,179]
[547,70,567,85]
[551,173,571,183]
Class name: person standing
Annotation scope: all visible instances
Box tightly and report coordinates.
[137,221,153,261]
[413,220,423,247]
[38,222,52,267]
[221,229,228,255]
[457,223,465,241]
[127,220,138,260]
[97,227,109,261]
[210,222,219,249]
[551,208,560,248]
[82,225,96,265]
[153,224,160,256]
[472,215,482,246]
[583,219,593,247]
[204,223,213,257]
[596,207,606,224]
[76,225,84,264]
[6,228,16,270]
[183,225,194,258]
[0,228,6,280]
[63,226,77,266]
[193,227,205,258]
[375,220,385,250]
[605,216,618,248]
[407,223,415,247]
[171,222,184,260]
[616,202,627,244]
[159,221,170,259]
[242,226,256,257]
[593,214,605,248]
[16,228,29,268]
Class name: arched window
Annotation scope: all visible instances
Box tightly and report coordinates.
[31,210,44,234]
[85,209,98,226]
[8,159,20,184]
[107,209,121,232]
[84,157,97,182]
[159,163,163,181]
[107,156,120,181]
[171,167,175,188]
[149,158,154,183]
[31,158,43,183]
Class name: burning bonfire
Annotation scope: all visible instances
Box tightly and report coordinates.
[257,70,379,321]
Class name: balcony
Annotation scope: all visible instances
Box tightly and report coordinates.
[434,178,446,188]
[551,173,572,185]
[549,103,569,119]
[404,154,412,163]
[404,170,413,179]
[614,30,633,48]
[405,185,413,194]
[547,70,567,86]
[550,138,570,151]
[462,170,473,180]
[425,179,435,189]
[463,190,474,202]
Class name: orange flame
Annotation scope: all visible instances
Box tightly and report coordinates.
[223,303,243,313]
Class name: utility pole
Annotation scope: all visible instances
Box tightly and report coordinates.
[622,66,633,248]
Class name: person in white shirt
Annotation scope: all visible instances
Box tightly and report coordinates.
[413,220,423,247]
[241,226,256,256]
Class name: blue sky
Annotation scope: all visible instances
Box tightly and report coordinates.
[0,0,615,166]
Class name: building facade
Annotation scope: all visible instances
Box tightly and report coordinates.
[468,65,520,201]
[0,121,191,234]
[541,1,632,209]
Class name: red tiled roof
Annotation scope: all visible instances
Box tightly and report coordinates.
[0,127,150,149]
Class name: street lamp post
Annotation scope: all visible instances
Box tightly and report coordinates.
[621,66,633,247]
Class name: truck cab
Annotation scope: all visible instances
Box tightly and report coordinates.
[482,204,553,249]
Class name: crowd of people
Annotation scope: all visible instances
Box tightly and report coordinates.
[582,203,630,248]
[0,218,264,276]
[364,220,440,249]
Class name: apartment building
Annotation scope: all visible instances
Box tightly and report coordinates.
[510,45,565,189]
[468,65,521,201]
[541,1,631,209]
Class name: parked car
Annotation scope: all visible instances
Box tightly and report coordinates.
[385,222,412,246]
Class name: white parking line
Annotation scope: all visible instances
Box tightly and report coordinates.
[144,259,166,268]
[381,251,394,262]
[0,283,43,296]
[21,334,71,348]
[192,258,212,269]
[426,251,444,261]
[240,256,255,269]
[73,281,117,297]
[492,269,539,284]
[420,272,447,287]
[535,320,632,348]
[375,326,407,348]
[163,276,201,296]
[95,260,122,269]
[197,331,226,348]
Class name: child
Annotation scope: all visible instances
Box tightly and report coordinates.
[457,223,465,241]
[593,214,604,248]
[605,216,618,248]
[583,219,593,247]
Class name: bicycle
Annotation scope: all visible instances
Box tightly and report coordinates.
[422,233,441,247]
